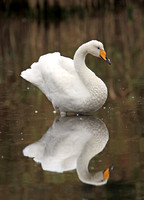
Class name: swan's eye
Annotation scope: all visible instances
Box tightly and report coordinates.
[97,47,100,50]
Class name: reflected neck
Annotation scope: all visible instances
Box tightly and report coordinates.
[76,150,107,186]
[76,143,98,185]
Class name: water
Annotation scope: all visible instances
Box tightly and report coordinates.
[0,6,144,200]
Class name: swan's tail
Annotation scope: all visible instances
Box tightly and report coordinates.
[20,62,43,88]
[20,52,61,94]
[23,141,45,162]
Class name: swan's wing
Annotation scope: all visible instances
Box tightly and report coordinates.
[21,53,88,105]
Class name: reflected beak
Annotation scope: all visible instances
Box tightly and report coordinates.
[103,165,114,180]
[100,49,111,65]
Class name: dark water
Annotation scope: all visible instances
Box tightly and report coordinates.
[0,6,144,200]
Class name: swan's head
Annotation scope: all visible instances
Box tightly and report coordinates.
[92,165,114,186]
[86,40,111,65]
[77,164,114,186]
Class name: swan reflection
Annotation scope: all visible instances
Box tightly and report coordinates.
[23,116,112,186]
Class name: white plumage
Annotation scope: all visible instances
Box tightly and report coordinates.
[23,116,109,186]
[21,40,111,115]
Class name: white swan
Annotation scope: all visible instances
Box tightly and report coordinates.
[21,40,111,116]
[23,116,113,186]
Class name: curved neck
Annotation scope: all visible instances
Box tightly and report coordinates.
[76,148,93,184]
[74,44,87,67]
[76,142,104,186]
[74,44,96,85]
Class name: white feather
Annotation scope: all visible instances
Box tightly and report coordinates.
[21,40,109,114]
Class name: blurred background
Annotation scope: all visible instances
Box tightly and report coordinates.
[0,0,144,199]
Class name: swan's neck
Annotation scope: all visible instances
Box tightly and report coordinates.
[77,149,92,182]
[74,43,107,108]
[76,144,104,186]
[74,43,105,91]
[74,44,96,86]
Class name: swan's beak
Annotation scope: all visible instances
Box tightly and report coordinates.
[100,49,111,65]
[103,165,114,180]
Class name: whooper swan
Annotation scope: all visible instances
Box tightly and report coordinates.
[21,40,111,116]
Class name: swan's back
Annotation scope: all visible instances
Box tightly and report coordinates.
[21,52,89,111]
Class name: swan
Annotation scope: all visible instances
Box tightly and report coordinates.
[23,116,113,186]
[21,40,111,116]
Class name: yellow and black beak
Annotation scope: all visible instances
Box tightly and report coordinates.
[100,49,111,65]
[103,165,114,180]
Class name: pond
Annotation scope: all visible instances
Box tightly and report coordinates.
[0,5,144,200]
